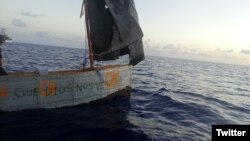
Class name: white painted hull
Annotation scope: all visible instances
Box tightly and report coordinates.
[0,65,132,111]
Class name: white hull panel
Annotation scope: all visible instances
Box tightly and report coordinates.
[0,65,132,111]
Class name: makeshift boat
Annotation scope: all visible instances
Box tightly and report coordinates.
[0,0,144,111]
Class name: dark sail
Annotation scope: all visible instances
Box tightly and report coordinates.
[85,0,144,65]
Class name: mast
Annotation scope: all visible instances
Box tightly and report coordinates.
[84,1,94,68]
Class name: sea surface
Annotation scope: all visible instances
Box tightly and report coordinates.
[0,42,250,141]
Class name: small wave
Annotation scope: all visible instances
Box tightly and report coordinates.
[172,90,249,113]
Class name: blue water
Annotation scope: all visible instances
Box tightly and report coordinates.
[1,43,250,141]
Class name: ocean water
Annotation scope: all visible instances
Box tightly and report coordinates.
[0,43,250,141]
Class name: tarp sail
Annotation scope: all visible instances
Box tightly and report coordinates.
[84,0,144,65]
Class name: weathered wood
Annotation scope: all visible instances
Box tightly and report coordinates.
[0,65,132,111]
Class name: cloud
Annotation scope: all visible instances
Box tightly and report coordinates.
[12,19,26,27]
[162,43,199,55]
[34,31,85,48]
[36,31,49,38]
[35,31,83,41]
[217,48,234,53]
[143,39,153,48]
[21,11,45,17]
[163,44,175,49]
[240,49,250,54]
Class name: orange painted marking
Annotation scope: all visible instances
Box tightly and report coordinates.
[0,83,7,97]
[104,71,120,89]
[39,80,57,97]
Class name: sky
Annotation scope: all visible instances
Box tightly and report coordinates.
[1,0,250,66]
